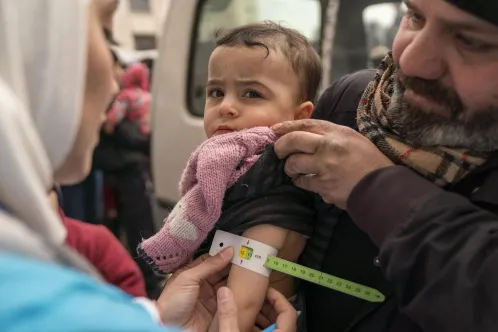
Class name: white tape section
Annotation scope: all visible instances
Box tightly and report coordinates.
[209,230,278,277]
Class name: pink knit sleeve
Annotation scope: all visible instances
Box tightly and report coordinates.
[138,128,277,273]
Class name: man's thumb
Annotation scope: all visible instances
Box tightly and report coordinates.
[217,287,240,332]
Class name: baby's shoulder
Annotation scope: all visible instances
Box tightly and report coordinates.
[224,144,290,203]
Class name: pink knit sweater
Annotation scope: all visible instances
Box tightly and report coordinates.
[139,127,277,273]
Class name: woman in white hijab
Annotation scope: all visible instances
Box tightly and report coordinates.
[0,0,297,331]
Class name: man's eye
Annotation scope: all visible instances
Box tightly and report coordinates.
[405,9,424,28]
[208,89,224,98]
[456,35,494,52]
[243,90,263,99]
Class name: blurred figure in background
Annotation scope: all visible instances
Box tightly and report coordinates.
[105,62,151,135]
[93,50,160,298]
[59,169,104,224]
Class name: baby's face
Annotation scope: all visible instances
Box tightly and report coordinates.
[204,46,304,138]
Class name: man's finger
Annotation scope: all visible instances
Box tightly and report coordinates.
[266,288,297,332]
[292,174,321,194]
[183,247,234,282]
[274,131,322,159]
[284,153,319,178]
[272,119,335,136]
[217,287,240,332]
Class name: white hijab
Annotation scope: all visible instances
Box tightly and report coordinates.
[0,0,90,244]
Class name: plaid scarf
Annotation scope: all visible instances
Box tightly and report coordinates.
[356,53,487,187]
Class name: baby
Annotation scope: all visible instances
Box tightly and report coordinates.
[139,22,322,331]
[105,62,151,135]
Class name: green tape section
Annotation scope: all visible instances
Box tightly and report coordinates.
[265,256,385,303]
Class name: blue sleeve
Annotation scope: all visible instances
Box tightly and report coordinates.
[0,253,183,332]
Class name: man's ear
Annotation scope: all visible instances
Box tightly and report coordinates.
[294,101,314,120]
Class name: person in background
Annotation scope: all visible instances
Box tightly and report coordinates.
[0,0,296,331]
[105,62,151,135]
[93,48,160,298]
[59,169,104,224]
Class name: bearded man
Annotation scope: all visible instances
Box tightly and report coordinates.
[273,0,498,331]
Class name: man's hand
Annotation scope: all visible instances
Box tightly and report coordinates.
[273,120,393,209]
[156,248,233,332]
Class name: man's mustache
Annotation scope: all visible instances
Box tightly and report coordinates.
[395,66,464,118]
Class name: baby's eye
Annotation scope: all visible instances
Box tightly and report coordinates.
[243,90,263,99]
[208,89,224,98]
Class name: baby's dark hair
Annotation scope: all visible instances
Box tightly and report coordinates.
[215,22,322,103]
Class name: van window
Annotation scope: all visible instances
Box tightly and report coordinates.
[363,3,405,68]
[188,0,322,117]
[329,1,402,82]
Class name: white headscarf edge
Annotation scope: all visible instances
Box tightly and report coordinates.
[0,0,91,244]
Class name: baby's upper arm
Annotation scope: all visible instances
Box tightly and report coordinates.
[226,224,303,332]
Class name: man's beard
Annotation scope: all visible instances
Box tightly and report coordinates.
[386,66,498,152]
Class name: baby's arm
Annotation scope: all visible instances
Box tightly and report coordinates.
[211,224,305,332]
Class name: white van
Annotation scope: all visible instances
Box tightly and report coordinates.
[151,0,403,209]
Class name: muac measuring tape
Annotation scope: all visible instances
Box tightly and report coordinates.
[209,230,385,303]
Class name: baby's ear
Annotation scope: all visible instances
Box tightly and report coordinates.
[294,101,314,120]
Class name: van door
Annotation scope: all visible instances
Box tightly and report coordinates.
[151,0,325,207]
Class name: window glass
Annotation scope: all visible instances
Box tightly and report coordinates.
[134,34,157,50]
[328,1,402,82]
[363,3,405,68]
[130,0,150,13]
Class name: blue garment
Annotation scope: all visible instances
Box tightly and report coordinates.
[60,169,104,224]
[0,253,182,332]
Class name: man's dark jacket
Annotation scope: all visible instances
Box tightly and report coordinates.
[300,69,498,332]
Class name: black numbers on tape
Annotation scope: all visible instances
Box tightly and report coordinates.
[266,258,383,302]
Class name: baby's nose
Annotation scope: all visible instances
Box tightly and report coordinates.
[218,100,239,117]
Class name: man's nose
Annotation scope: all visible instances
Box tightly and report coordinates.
[398,29,447,81]
[218,98,239,117]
